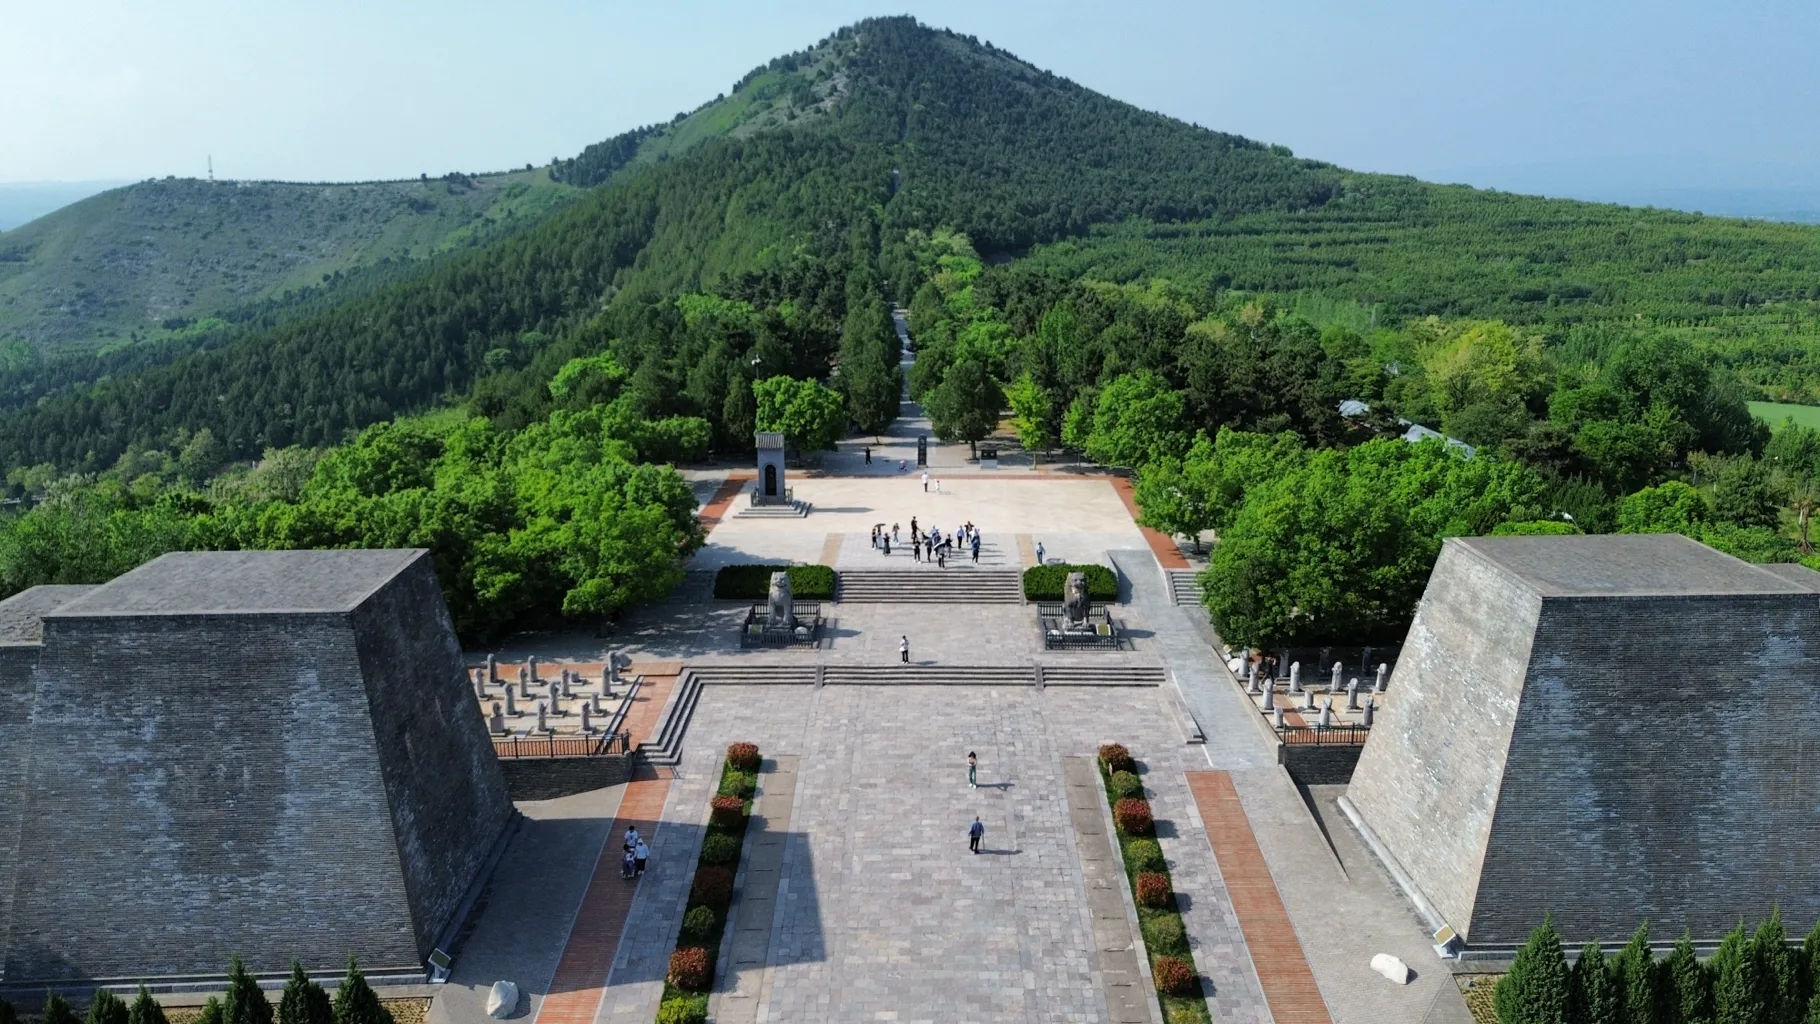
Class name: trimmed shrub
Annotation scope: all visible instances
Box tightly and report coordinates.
[331,958,393,1024]
[726,742,761,772]
[1114,798,1154,836]
[1153,955,1196,996]
[1135,872,1173,909]
[224,954,273,1024]
[690,866,735,910]
[127,989,169,1024]
[46,996,80,1024]
[720,771,757,799]
[710,794,747,828]
[1109,770,1143,798]
[84,991,128,1024]
[680,905,717,942]
[699,832,742,866]
[1124,838,1166,873]
[1143,914,1188,955]
[277,963,330,1024]
[667,946,713,991]
[655,997,707,1024]
[1098,743,1135,774]
[714,564,835,600]
[195,1000,222,1024]
[1024,563,1118,601]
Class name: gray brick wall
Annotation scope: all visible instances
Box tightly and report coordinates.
[1471,593,1820,946]
[0,646,39,970]
[499,754,633,801]
[1346,542,1543,940]
[349,558,512,958]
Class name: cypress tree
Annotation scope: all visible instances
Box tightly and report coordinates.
[0,995,15,1024]
[45,994,81,1024]
[127,987,168,1024]
[84,990,128,1024]
[1498,916,1572,1024]
[1712,923,1762,1024]
[1572,941,1620,1024]
[278,962,333,1024]
[1610,925,1659,1024]
[331,958,393,1024]
[1806,990,1820,1024]
[223,955,273,1024]
[1663,930,1711,1024]
[197,997,224,1024]
[1803,919,1820,1018]
[1751,910,1799,1024]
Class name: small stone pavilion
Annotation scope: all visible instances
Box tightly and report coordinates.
[0,550,513,986]
[754,431,788,504]
[1343,534,1820,955]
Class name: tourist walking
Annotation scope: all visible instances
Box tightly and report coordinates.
[912,537,921,562]
[900,635,910,664]
[883,534,891,555]
[624,825,640,855]
[971,534,981,564]
[892,523,900,543]
[922,471,930,492]
[967,751,978,789]
[621,848,636,879]
[864,446,872,465]
[634,838,650,877]
[969,816,984,854]
[911,517,919,539]
[934,478,942,494]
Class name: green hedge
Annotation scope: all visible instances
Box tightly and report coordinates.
[713,564,836,600]
[1023,564,1118,601]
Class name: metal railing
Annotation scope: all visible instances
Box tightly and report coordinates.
[492,729,631,759]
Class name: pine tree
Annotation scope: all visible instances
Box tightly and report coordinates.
[0,995,16,1024]
[1610,923,1658,1024]
[1572,941,1619,1024]
[197,997,224,1024]
[331,959,393,1024]
[1498,916,1572,1024]
[1803,919,1820,1019]
[1664,931,1711,1024]
[1712,923,1763,1024]
[1806,990,1820,1024]
[127,987,168,1024]
[1752,910,1799,1024]
[223,955,274,1024]
[278,962,333,1024]
[84,990,128,1024]
[45,994,81,1024]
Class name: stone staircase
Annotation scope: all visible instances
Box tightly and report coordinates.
[733,499,812,519]
[687,664,820,686]
[836,568,1023,603]
[1166,569,1201,606]
[1037,664,1167,686]
[819,664,1036,686]
[637,669,703,767]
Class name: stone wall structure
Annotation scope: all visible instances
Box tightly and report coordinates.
[1343,535,1820,952]
[0,550,513,985]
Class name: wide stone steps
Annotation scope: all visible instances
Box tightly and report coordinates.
[820,664,1036,686]
[1166,569,1201,606]
[733,500,812,518]
[1038,664,1166,687]
[687,664,820,686]
[837,569,1023,603]
[638,670,704,766]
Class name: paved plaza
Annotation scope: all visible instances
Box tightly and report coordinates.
[436,379,1473,1024]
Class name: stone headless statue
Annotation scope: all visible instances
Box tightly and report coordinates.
[1062,571,1090,626]
[767,571,795,630]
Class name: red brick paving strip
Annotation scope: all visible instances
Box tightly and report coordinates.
[1110,477,1190,569]
[698,472,754,532]
[532,766,672,1021]
[616,672,678,749]
[1185,771,1334,1024]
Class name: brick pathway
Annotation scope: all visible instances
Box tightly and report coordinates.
[1186,770,1333,1024]
[530,767,671,1024]
[698,473,753,531]
[1110,478,1190,569]
[818,533,843,566]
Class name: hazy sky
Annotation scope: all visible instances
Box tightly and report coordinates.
[5,0,1817,195]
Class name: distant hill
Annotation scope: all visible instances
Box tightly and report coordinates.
[0,169,582,357]
[5,16,1820,474]
[0,181,128,232]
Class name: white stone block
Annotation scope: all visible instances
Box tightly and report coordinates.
[486,980,519,1018]
[1370,953,1410,984]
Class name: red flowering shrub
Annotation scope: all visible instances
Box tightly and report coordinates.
[689,866,734,910]
[1152,955,1195,995]
[1114,798,1154,836]
[1135,871,1173,909]
[710,795,746,828]
[667,946,713,990]
[726,742,760,772]
[1098,743,1135,774]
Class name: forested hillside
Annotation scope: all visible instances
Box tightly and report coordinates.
[0,169,582,358]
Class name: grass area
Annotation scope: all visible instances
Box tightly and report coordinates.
[1750,400,1820,431]
[1097,746,1211,1024]
[656,743,760,1024]
[1459,974,1502,1024]
[11,998,429,1024]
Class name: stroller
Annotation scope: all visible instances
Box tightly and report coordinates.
[621,849,637,880]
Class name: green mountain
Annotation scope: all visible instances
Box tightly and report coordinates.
[5,16,1820,475]
[0,169,583,358]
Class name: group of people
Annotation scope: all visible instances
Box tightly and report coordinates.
[621,825,650,880]
[869,517,985,568]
